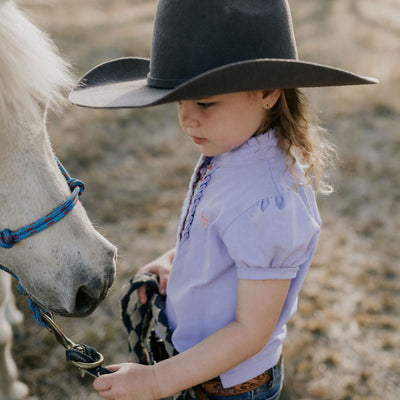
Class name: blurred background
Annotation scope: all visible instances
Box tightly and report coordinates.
[12,1,399,399]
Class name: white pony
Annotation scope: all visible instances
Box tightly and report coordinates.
[0,1,117,399]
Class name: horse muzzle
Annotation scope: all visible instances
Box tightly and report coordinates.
[70,247,117,317]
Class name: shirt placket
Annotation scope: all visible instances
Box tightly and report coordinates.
[179,157,213,242]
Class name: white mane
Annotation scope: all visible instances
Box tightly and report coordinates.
[0,0,73,119]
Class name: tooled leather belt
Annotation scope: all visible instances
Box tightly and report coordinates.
[201,355,283,396]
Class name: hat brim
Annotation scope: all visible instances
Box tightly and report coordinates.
[69,57,378,109]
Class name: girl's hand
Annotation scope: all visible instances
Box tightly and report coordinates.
[93,363,159,400]
[136,248,175,304]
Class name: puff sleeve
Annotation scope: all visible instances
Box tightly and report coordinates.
[221,189,321,280]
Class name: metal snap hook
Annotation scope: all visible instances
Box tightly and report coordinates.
[41,313,76,349]
[41,313,107,376]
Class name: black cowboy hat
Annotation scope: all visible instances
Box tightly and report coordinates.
[69,0,378,109]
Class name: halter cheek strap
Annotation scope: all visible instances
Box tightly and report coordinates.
[0,158,84,249]
[0,157,85,326]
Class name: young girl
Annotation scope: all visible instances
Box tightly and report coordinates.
[69,1,377,399]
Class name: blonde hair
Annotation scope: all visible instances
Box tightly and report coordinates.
[256,88,336,194]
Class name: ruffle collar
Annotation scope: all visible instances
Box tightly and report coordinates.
[211,129,282,167]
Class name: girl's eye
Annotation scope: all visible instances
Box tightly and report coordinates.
[197,102,215,109]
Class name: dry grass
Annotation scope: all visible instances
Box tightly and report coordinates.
[10,1,400,399]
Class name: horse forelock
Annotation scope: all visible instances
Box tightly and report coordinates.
[0,1,74,117]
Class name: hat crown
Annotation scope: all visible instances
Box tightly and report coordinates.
[148,0,298,89]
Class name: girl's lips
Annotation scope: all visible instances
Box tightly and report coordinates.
[193,137,207,144]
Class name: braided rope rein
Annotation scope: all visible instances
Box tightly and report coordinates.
[0,158,85,326]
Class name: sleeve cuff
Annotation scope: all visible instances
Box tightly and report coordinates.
[237,265,299,280]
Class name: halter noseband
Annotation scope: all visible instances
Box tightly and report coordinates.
[0,158,85,326]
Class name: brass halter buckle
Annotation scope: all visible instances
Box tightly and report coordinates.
[41,313,105,376]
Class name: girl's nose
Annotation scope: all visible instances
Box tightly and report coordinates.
[179,101,200,128]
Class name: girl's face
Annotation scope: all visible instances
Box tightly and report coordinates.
[177,91,279,157]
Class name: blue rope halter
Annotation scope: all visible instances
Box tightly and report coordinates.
[0,158,84,248]
[0,158,85,326]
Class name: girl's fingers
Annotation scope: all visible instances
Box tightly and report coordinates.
[104,365,121,372]
[97,389,114,400]
[93,375,111,392]
[137,285,148,304]
[159,272,169,296]
[93,365,120,391]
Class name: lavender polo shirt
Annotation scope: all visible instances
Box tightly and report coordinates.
[166,130,321,388]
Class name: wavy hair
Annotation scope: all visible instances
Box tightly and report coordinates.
[255,88,337,194]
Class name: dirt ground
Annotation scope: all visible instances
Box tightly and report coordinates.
[9,0,400,399]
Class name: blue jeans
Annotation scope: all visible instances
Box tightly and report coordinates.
[206,360,284,400]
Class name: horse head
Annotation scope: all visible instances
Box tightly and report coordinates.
[0,1,117,318]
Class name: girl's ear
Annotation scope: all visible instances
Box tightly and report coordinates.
[261,89,282,110]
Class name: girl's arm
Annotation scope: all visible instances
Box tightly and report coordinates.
[94,278,290,400]
[153,278,290,397]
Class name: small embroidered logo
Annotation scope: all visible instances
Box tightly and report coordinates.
[201,211,210,228]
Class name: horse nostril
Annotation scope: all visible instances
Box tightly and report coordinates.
[73,248,116,316]
[75,285,99,316]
